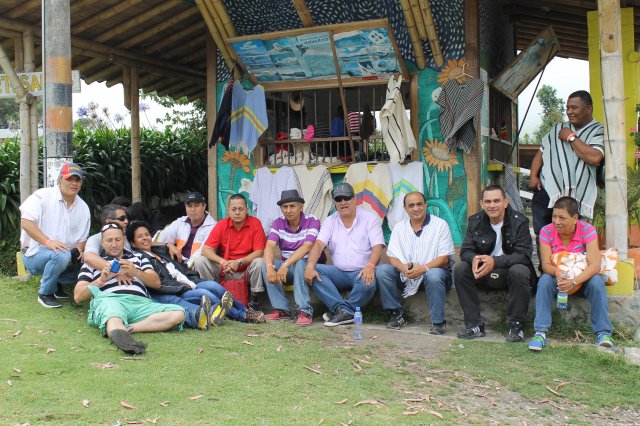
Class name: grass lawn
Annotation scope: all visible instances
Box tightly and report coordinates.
[1,275,639,425]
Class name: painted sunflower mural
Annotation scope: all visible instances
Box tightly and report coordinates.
[437,58,470,85]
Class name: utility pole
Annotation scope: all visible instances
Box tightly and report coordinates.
[43,0,73,187]
[598,0,628,259]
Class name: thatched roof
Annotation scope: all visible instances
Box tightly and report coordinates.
[0,0,637,102]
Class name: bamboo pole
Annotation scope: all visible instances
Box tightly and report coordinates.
[206,36,217,215]
[329,30,355,158]
[73,0,145,34]
[408,0,427,40]
[292,0,314,27]
[417,0,444,67]
[130,66,141,203]
[14,36,23,72]
[145,22,205,54]
[204,0,229,41]
[94,0,182,43]
[24,29,39,193]
[211,0,237,37]
[123,66,131,110]
[195,0,234,71]
[598,0,628,259]
[6,0,40,19]
[463,0,481,216]
[399,0,426,69]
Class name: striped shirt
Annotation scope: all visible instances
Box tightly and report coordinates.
[347,111,360,134]
[267,213,321,260]
[539,221,597,254]
[78,249,153,298]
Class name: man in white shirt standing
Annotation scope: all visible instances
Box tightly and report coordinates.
[20,162,90,308]
[377,192,455,334]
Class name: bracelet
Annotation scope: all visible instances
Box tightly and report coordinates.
[367,263,376,269]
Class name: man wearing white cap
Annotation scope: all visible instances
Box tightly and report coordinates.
[20,162,91,308]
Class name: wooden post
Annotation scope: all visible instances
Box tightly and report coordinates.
[130,66,141,202]
[598,0,628,259]
[464,0,481,216]
[399,0,426,69]
[206,36,218,216]
[44,0,73,187]
[329,30,355,158]
[24,29,39,192]
[0,42,32,202]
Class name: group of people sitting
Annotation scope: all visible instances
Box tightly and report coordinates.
[19,162,614,355]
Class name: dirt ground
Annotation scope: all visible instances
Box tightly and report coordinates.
[318,323,640,425]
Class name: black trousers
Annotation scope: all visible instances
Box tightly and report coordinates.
[453,261,531,327]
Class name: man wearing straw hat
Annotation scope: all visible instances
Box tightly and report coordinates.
[262,190,322,326]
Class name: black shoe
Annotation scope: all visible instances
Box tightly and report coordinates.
[54,286,69,299]
[506,321,525,342]
[38,294,62,308]
[457,322,485,339]
[324,309,354,327]
[429,321,447,335]
[248,296,261,312]
[386,311,406,330]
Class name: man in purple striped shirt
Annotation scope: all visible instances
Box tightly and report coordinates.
[262,190,322,326]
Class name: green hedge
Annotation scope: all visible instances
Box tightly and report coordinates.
[0,123,207,274]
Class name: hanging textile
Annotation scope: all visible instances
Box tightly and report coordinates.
[344,163,392,225]
[380,75,416,163]
[360,104,376,141]
[249,167,300,234]
[387,162,424,229]
[230,82,268,155]
[210,79,233,149]
[436,77,484,153]
[293,165,333,222]
[504,163,525,214]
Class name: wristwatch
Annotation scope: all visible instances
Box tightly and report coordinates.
[567,133,577,143]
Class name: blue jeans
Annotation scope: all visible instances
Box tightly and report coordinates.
[22,248,78,296]
[533,273,612,335]
[263,258,312,315]
[311,264,377,314]
[377,264,452,324]
[151,293,201,329]
[182,280,246,321]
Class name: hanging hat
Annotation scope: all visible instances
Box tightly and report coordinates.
[289,92,304,112]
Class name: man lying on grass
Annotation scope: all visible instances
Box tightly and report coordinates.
[74,223,185,355]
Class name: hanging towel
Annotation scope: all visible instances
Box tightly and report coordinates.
[210,79,233,149]
[504,163,525,214]
[347,111,360,134]
[540,120,604,219]
[380,75,416,162]
[293,165,334,222]
[344,163,392,225]
[230,82,268,155]
[436,77,484,153]
[250,167,300,234]
[387,162,424,229]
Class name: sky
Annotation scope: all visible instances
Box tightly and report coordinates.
[517,56,590,136]
[71,55,589,133]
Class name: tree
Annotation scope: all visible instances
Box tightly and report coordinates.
[519,133,535,145]
[531,85,565,144]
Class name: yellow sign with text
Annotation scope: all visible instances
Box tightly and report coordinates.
[0,70,81,97]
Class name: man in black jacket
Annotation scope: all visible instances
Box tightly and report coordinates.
[454,185,534,342]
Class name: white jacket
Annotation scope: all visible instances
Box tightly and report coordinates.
[156,213,216,266]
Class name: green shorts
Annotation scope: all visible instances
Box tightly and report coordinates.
[87,286,185,335]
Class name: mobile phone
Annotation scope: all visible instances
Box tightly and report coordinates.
[110,260,121,273]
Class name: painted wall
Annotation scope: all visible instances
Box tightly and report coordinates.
[588,8,637,166]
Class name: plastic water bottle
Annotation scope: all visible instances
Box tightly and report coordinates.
[557,273,568,310]
[353,307,363,341]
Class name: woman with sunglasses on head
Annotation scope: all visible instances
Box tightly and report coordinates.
[127,220,263,327]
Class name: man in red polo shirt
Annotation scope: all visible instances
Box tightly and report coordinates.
[200,194,266,316]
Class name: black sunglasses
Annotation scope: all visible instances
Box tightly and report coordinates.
[109,215,128,222]
[334,196,353,202]
[100,223,121,232]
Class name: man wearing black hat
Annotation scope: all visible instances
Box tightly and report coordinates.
[304,183,385,326]
[157,191,217,270]
[262,190,322,326]
[20,162,91,308]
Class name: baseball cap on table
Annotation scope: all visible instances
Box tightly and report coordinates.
[332,183,354,199]
[59,162,84,179]
[184,191,206,204]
